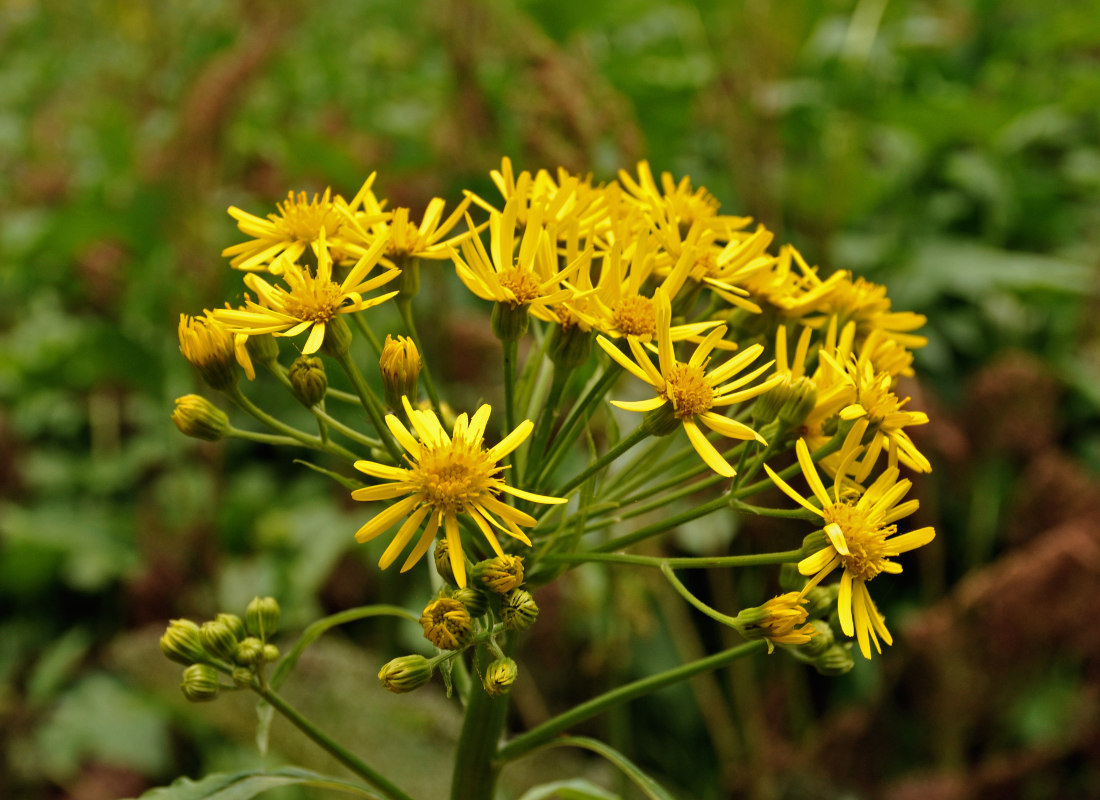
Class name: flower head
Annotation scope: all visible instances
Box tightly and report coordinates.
[736,592,817,653]
[351,397,566,587]
[213,231,399,355]
[178,313,254,385]
[764,423,935,659]
[598,288,782,477]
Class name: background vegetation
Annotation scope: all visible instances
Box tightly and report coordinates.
[2,0,1099,797]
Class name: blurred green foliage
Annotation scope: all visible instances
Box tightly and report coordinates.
[2,0,1099,798]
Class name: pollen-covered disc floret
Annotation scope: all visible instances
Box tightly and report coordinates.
[763,421,935,659]
[351,397,566,587]
[598,287,782,477]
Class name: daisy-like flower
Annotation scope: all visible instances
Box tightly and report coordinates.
[763,424,935,659]
[618,160,751,240]
[220,176,384,272]
[212,231,399,355]
[736,592,817,653]
[351,397,567,587]
[802,272,928,350]
[451,196,586,319]
[597,288,783,477]
[342,193,477,264]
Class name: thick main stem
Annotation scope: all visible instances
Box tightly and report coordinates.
[450,645,512,800]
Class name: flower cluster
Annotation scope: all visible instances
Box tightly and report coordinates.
[173,157,935,672]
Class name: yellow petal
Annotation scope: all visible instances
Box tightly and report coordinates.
[684,420,735,478]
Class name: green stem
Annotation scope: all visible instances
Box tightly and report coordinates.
[593,494,729,553]
[226,427,306,447]
[350,312,384,359]
[555,424,651,497]
[502,338,518,437]
[396,298,441,411]
[267,363,381,449]
[539,549,804,570]
[524,362,571,484]
[660,562,741,628]
[224,385,358,462]
[255,685,417,800]
[535,365,621,489]
[450,641,513,800]
[334,350,402,463]
[730,435,845,501]
[495,640,767,765]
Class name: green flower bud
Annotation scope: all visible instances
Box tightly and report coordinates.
[472,555,525,594]
[378,654,433,694]
[215,613,247,642]
[171,395,229,441]
[814,644,855,676]
[491,301,530,342]
[232,666,255,687]
[433,539,456,585]
[804,583,839,620]
[160,619,208,665]
[547,323,593,368]
[796,620,834,657]
[642,402,681,437]
[200,619,240,661]
[379,335,421,410]
[482,656,518,697]
[245,332,280,366]
[450,586,489,618]
[751,375,817,430]
[262,644,280,663]
[288,355,328,407]
[501,588,539,632]
[318,315,353,358]
[235,636,264,666]
[180,663,220,702]
[246,596,280,640]
[420,597,473,650]
[801,530,829,558]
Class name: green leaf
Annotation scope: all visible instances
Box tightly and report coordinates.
[125,767,384,800]
[518,778,620,800]
[523,736,677,800]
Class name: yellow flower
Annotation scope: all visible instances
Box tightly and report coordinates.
[351,397,567,587]
[342,194,476,262]
[737,592,818,653]
[451,196,583,316]
[212,231,399,355]
[597,288,782,477]
[764,426,935,659]
[220,177,383,272]
[618,160,751,239]
[803,272,928,350]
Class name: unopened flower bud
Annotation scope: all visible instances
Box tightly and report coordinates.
[801,530,829,558]
[804,583,839,620]
[200,619,240,661]
[735,592,816,652]
[548,323,593,368]
[180,663,220,702]
[380,335,421,410]
[814,644,855,676]
[472,555,525,594]
[235,636,264,666]
[796,620,834,657]
[246,596,280,641]
[752,375,817,429]
[288,355,327,407]
[433,539,456,585]
[262,644,280,663]
[318,315,353,357]
[232,667,255,687]
[171,395,229,441]
[245,332,279,366]
[178,314,238,390]
[420,598,473,650]
[451,586,489,618]
[378,654,433,693]
[215,613,247,642]
[501,588,539,632]
[491,301,530,342]
[160,619,207,665]
[642,402,681,437]
[482,656,518,697]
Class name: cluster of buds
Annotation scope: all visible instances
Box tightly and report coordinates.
[160,596,281,702]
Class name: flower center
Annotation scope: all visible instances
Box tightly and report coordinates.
[282,281,346,323]
[855,368,903,426]
[276,192,344,243]
[499,267,541,306]
[662,363,714,418]
[612,295,656,338]
[825,503,896,582]
[413,439,498,514]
